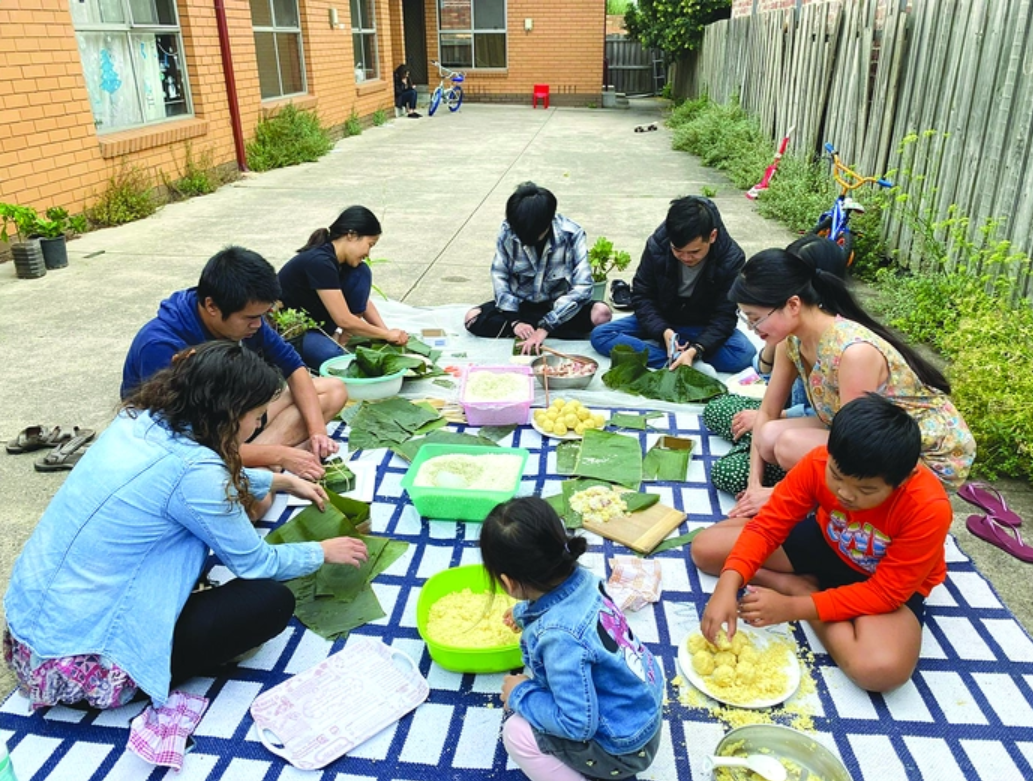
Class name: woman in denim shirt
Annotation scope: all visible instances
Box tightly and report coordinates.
[4,342,367,710]
[482,497,664,781]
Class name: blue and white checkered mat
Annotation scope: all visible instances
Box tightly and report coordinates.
[2,411,1033,780]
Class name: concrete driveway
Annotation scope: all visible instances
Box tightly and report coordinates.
[0,100,1027,697]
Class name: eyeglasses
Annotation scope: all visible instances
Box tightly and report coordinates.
[736,307,779,332]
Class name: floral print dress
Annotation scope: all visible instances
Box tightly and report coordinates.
[786,317,976,489]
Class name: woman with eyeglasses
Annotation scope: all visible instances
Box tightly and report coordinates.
[716,240,974,518]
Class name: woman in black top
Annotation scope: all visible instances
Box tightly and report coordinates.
[394,63,421,118]
[278,206,408,370]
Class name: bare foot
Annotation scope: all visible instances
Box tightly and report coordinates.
[751,568,819,596]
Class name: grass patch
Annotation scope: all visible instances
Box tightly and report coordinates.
[85,164,158,227]
[162,142,218,201]
[669,96,771,189]
[246,104,333,172]
[344,110,363,137]
[372,108,389,126]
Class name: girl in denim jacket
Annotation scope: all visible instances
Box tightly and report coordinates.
[482,497,664,781]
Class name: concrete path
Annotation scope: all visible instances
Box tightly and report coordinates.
[0,99,1028,697]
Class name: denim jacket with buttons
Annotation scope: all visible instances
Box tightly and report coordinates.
[4,411,323,705]
[508,566,664,755]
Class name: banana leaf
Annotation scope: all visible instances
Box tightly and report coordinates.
[608,411,665,430]
[294,584,386,641]
[337,338,444,378]
[642,440,692,481]
[478,425,517,442]
[573,428,643,489]
[321,461,355,494]
[348,397,441,452]
[392,430,499,462]
[640,528,702,556]
[602,345,728,403]
[555,440,581,475]
[350,347,426,378]
[545,478,661,528]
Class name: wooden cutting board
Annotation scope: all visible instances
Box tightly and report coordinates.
[583,502,687,554]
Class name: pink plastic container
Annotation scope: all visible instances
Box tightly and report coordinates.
[460,365,534,426]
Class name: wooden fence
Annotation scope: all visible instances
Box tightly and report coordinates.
[605,36,664,97]
[680,0,1033,297]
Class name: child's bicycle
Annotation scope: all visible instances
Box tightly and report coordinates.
[428,60,465,116]
[812,142,893,267]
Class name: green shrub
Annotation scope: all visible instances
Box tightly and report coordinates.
[162,143,218,200]
[246,104,332,172]
[372,108,388,126]
[943,304,1033,481]
[85,164,158,227]
[670,98,770,189]
[344,110,363,137]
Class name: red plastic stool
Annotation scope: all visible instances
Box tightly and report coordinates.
[532,84,550,109]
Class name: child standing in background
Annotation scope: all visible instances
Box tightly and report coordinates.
[480,497,664,781]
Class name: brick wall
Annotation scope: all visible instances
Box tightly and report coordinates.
[0,0,601,222]
[424,0,604,107]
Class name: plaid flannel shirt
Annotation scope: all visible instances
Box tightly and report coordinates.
[491,214,593,332]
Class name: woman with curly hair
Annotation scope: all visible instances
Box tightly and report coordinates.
[4,341,367,711]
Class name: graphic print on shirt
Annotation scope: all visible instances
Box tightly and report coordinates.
[596,585,656,684]
[825,510,890,573]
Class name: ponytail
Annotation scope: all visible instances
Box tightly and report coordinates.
[297,227,331,253]
[297,206,382,253]
[731,247,951,394]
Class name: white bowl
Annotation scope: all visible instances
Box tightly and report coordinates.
[319,355,406,401]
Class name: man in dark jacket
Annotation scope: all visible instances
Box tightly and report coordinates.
[590,196,756,371]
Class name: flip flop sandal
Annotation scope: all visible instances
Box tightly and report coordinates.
[958,482,1022,527]
[966,514,1033,563]
[33,429,95,472]
[5,425,72,454]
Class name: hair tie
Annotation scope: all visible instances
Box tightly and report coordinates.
[563,540,571,555]
[814,267,826,280]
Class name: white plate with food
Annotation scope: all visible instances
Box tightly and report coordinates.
[677,625,801,709]
[530,406,609,441]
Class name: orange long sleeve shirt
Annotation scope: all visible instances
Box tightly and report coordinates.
[722,447,952,623]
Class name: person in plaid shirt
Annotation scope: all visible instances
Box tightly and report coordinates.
[465,182,612,354]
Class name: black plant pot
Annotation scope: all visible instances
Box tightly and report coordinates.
[39,236,68,269]
[11,240,46,280]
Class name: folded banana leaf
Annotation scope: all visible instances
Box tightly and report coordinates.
[608,411,665,430]
[321,461,355,494]
[573,428,643,489]
[348,397,441,452]
[602,345,728,403]
[391,429,499,463]
[642,440,692,481]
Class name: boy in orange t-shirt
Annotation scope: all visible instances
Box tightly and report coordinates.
[693,394,953,692]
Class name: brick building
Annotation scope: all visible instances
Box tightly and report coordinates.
[0,0,605,219]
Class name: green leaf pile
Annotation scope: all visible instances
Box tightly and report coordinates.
[602,345,727,403]
[347,397,442,452]
[265,491,409,641]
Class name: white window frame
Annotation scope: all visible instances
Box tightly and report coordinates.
[251,0,308,100]
[69,0,194,133]
[351,0,380,83]
[436,0,508,70]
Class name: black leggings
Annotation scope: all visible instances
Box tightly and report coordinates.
[170,578,295,686]
[465,300,597,340]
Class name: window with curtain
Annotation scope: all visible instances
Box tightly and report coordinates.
[69,0,192,132]
[351,0,379,82]
[437,0,505,69]
[250,0,306,100]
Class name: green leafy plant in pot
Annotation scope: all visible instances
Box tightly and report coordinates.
[0,203,47,279]
[588,236,632,301]
[32,207,82,270]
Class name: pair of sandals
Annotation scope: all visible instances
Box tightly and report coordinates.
[959,482,1033,563]
[6,425,96,472]
[633,123,659,133]
[610,279,633,311]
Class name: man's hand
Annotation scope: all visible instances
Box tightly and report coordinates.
[308,433,338,460]
[279,447,324,482]
[738,586,807,628]
[513,321,535,341]
[320,536,369,566]
[501,673,529,709]
[386,328,409,346]
[518,327,549,355]
[668,346,697,371]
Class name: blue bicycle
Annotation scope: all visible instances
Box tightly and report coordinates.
[813,142,893,267]
[428,60,465,116]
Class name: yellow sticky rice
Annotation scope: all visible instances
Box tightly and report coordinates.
[569,485,628,525]
[426,589,520,648]
[713,739,825,781]
[687,628,794,705]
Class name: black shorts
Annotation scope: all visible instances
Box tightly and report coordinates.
[781,514,926,623]
[245,412,269,444]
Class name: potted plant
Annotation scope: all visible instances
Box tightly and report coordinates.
[268,305,322,352]
[587,236,632,301]
[0,203,46,279]
[31,207,77,270]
